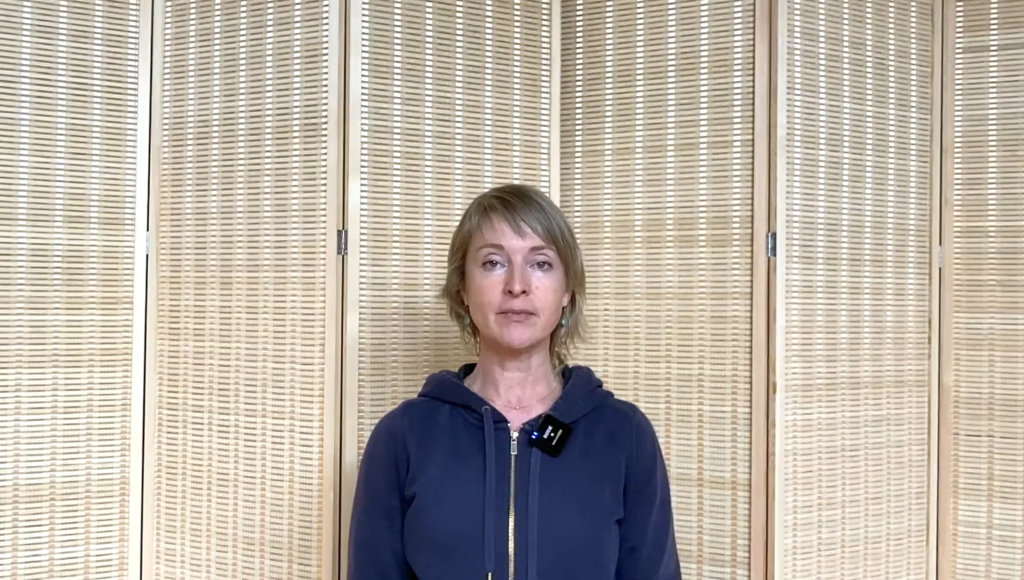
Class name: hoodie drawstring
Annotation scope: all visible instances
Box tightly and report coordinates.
[527,446,542,580]
[482,406,496,579]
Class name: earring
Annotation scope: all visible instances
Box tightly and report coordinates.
[560,314,569,328]
[464,313,472,326]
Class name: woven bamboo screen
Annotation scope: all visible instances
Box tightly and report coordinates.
[0,1,141,578]
[943,1,1024,578]
[777,0,934,578]
[560,0,755,577]
[355,0,554,455]
[150,0,330,577]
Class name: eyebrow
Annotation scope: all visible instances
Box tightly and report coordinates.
[475,243,554,254]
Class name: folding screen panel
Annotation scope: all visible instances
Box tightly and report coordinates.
[351,0,555,457]
[941,1,1024,578]
[149,0,333,577]
[560,0,759,577]
[775,0,935,578]
[0,1,145,578]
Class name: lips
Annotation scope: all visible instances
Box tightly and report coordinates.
[498,309,536,321]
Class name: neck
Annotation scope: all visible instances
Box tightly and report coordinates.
[466,346,561,409]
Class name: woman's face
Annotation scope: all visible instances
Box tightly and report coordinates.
[462,219,571,359]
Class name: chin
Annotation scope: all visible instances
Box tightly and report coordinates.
[481,332,551,356]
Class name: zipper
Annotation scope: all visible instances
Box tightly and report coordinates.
[508,426,519,580]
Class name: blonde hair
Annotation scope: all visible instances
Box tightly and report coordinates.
[441,184,586,368]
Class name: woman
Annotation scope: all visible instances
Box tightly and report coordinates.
[348,184,681,580]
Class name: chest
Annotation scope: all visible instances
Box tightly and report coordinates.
[402,424,626,580]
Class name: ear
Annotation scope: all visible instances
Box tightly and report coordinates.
[561,291,571,309]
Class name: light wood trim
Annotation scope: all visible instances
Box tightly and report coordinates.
[339,0,363,576]
[141,0,166,576]
[928,0,944,579]
[936,0,955,578]
[326,0,345,577]
[549,0,560,206]
[751,0,772,577]
[130,1,155,578]
[767,0,786,577]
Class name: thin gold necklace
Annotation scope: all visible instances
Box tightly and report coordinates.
[492,380,562,411]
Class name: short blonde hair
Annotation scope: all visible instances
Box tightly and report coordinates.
[441,184,586,368]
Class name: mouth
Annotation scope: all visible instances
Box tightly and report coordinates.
[498,309,536,320]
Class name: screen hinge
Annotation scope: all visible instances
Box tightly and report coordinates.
[337,229,348,256]
[766,232,777,258]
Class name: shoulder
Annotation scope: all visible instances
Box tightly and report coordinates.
[580,380,657,435]
[361,397,451,476]
[366,396,436,440]
[589,399,668,485]
[577,386,662,465]
[568,396,661,464]
[365,393,468,454]
[563,364,659,442]
[602,398,659,446]
[601,397,650,423]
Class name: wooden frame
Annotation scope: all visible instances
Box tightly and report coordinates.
[936,0,955,578]
[929,0,946,580]
[131,0,156,578]
[767,0,786,578]
[141,0,165,574]
[338,0,363,578]
[752,0,772,578]
[326,0,345,577]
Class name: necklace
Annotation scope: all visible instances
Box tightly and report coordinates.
[492,381,562,411]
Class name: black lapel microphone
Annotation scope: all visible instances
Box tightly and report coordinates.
[530,414,572,458]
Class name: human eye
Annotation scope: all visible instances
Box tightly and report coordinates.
[532,257,556,271]
[482,258,505,271]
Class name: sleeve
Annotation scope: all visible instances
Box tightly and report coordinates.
[616,409,682,580]
[347,409,416,580]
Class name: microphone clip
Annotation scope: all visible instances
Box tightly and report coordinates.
[530,414,572,458]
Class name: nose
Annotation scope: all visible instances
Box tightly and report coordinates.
[504,262,529,297]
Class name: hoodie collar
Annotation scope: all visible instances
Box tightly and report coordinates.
[417,362,612,426]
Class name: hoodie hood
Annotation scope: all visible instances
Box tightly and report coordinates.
[416,363,612,580]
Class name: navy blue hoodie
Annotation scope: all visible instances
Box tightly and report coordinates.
[347,363,681,580]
